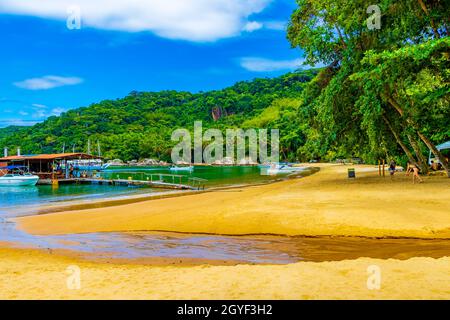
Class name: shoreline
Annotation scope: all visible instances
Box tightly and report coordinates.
[15,164,450,239]
[17,168,316,217]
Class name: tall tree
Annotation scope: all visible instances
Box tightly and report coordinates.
[288,0,449,175]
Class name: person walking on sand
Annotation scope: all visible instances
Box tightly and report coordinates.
[406,160,414,176]
[412,164,423,184]
[389,160,396,179]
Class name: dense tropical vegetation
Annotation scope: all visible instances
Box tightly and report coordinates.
[0,126,26,141]
[0,0,448,176]
[0,71,317,162]
[287,0,449,176]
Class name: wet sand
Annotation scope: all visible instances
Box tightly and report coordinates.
[4,232,450,267]
[16,164,450,238]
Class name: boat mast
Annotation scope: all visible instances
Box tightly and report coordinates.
[87,139,91,155]
[97,141,101,157]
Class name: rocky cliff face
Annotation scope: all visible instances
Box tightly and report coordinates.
[211,106,228,121]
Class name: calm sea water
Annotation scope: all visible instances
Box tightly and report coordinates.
[101,165,277,187]
[0,166,277,215]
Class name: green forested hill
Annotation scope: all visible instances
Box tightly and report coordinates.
[0,126,27,141]
[0,70,318,161]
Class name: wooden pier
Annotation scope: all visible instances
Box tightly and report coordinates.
[38,173,208,190]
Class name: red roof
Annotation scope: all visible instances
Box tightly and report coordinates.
[0,153,102,161]
[0,156,25,161]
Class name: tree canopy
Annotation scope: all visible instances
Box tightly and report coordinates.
[287,0,449,175]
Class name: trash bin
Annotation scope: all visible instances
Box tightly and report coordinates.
[348,168,356,178]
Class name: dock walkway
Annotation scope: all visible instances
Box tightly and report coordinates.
[76,178,197,190]
[37,173,208,190]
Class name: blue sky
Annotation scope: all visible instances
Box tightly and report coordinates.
[0,0,305,128]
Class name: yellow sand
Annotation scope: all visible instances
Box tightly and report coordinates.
[17,164,450,238]
[4,164,450,300]
[0,247,449,300]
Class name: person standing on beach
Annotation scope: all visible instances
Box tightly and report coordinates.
[406,161,414,176]
[412,164,423,184]
[389,160,396,178]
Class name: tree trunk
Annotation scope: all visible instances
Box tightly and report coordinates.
[382,115,418,166]
[417,0,440,38]
[384,94,449,177]
[417,131,450,177]
[407,135,429,174]
[335,25,348,49]
[385,95,404,116]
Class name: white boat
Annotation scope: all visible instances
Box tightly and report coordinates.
[169,166,194,172]
[0,166,39,186]
[262,163,306,175]
[66,160,111,171]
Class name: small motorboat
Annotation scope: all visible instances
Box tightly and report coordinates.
[66,160,111,171]
[262,163,306,175]
[169,166,194,172]
[0,166,39,187]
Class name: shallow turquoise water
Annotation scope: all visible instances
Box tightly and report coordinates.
[101,165,276,187]
[0,166,276,214]
[0,184,161,213]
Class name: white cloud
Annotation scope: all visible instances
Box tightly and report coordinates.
[243,21,263,32]
[32,109,47,119]
[0,0,271,42]
[30,104,49,118]
[264,20,286,31]
[241,20,286,33]
[28,104,66,118]
[14,75,83,90]
[240,57,325,72]
[50,108,66,116]
[240,57,304,72]
[31,103,48,109]
[0,119,40,127]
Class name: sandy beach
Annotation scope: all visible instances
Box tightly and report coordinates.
[0,246,449,300]
[2,164,450,299]
[17,164,450,238]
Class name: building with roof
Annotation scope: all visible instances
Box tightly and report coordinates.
[0,152,102,181]
[429,141,450,165]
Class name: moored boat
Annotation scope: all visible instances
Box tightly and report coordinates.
[169,166,194,172]
[0,166,39,186]
[66,160,111,171]
[261,163,306,175]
